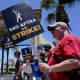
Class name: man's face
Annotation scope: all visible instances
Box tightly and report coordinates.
[51,26,63,40]
[14,54,17,58]
[35,59,38,64]
[14,54,19,58]
[45,47,50,52]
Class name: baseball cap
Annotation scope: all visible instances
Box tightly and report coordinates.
[47,22,68,31]
[43,44,51,49]
[14,51,20,55]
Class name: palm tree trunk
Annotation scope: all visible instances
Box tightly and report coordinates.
[6,48,9,72]
[1,41,4,73]
[56,5,69,23]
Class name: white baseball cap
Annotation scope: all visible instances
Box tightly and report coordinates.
[47,22,68,31]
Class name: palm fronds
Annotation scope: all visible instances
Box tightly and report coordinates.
[59,0,80,7]
[46,13,56,23]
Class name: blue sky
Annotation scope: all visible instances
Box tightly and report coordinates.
[0,0,80,65]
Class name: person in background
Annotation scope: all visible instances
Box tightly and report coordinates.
[43,44,53,61]
[10,51,22,80]
[22,60,29,80]
[21,61,24,80]
[43,44,51,53]
[26,59,33,80]
[30,55,34,63]
[40,53,46,80]
[39,22,80,80]
[40,53,46,63]
[30,57,42,80]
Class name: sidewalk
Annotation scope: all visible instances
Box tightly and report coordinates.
[0,74,15,80]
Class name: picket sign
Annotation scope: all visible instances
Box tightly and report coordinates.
[28,38,51,80]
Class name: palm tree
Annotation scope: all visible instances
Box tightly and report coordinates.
[40,0,80,31]
[59,0,80,6]
[4,62,9,68]
[0,30,9,72]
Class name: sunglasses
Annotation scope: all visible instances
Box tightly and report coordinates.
[51,26,62,31]
[50,27,56,31]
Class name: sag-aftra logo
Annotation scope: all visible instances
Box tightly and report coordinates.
[8,9,38,32]
[13,9,23,23]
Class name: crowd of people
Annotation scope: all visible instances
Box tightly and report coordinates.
[10,21,80,80]
[10,44,51,80]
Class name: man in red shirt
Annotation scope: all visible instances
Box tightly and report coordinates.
[39,22,80,80]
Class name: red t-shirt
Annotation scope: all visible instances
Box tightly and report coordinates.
[48,34,80,80]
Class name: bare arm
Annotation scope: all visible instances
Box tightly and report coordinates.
[16,64,22,80]
[23,63,27,68]
[10,58,15,66]
[39,59,80,73]
[18,64,22,76]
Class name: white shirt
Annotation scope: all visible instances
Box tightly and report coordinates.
[26,65,32,74]
[22,63,27,73]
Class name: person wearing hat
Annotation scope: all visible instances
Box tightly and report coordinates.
[30,57,42,80]
[39,22,80,80]
[10,51,22,80]
[43,44,53,62]
[43,44,51,52]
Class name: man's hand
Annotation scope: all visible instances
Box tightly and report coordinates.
[16,76,18,80]
[39,59,80,73]
[10,58,14,62]
[39,63,49,73]
[10,58,15,66]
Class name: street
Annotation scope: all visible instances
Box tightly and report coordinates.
[0,74,15,80]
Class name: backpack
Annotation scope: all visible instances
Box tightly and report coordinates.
[52,52,80,80]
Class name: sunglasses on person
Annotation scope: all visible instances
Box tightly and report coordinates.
[51,26,62,31]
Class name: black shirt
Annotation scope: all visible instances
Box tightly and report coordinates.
[15,58,22,76]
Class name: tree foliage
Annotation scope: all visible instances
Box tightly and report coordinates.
[59,0,80,7]
[40,0,80,31]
